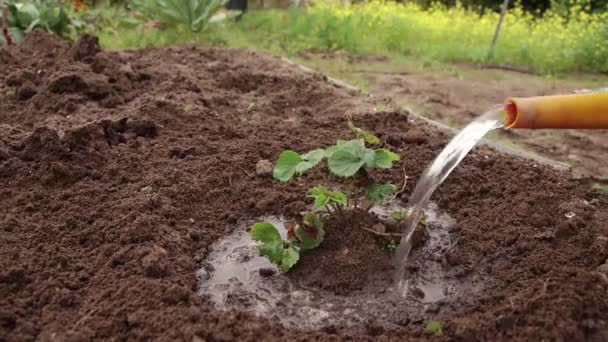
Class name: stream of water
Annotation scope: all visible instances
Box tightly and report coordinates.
[393,106,504,295]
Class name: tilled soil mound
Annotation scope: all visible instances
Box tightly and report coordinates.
[1,31,607,341]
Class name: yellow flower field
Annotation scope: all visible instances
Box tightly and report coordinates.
[239,0,607,73]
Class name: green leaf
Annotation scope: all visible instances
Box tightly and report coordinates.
[592,184,608,194]
[374,149,400,169]
[366,183,397,202]
[295,148,325,173]
[308,186,347,208]
[390,210,407,221]
[309,186,330,208]
[260,240,284,264]
[348,119,380,145]
[14,4,40,27]
[328,149,365,177]
[420,211,428,225]
[281,246,300,271]
[251,222,285,265]
[303,213,324,229]
[324,140,348,158]
[251,222,282,244]
[327,139,380,177]
[425,320,443,335]
[329,191,347,205]
[296,226,323,250]
[324,145,339,158]
[362,147,376,169]
[273,150,302,182]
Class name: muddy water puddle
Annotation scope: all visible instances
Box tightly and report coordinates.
[197,202,482,329]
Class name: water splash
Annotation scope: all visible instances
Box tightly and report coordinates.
[394,106,504,294]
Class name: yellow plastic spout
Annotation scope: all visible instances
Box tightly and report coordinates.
[504,92,608,129]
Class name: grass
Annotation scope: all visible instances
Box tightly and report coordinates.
[202,1,606,75]
[96,1,608,75]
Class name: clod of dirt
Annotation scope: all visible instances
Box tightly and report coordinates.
[6,70,37,87]
[591,236,608,260]
[48,73,114,100]
[71,34,101,62]
[169,146,196,159]
[259,268,276,277]
[16,82,37,101]
[372,223,386,234]
[142,247,169,278]
[17,28,70,56]
[255,159,273,176]
[46,162,94,185]
[19,127,64,161]
[48,74,89,94]
[403,128,428,144]
[163,285,190,305]
[496,315,515,333]
[0,147,10,161]
[411,225,430,248]
[0,49,15,65]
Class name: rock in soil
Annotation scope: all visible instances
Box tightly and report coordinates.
[255,159,273,176]
[259,268,276,277]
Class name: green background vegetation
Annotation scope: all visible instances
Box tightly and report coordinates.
[2,0,607,74]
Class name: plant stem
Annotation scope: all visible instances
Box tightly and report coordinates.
[361,227,403,237]
[1,3,12,46]
[329,203,342,218]
[335,203,344,217]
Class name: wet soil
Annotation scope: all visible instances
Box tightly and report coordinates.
[1,31,608,341]
[198,205,463,332]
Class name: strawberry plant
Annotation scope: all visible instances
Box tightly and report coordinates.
[425,320,443,335]
[390,210,406,222]
[252,119,402,271]
[252,213,324,271]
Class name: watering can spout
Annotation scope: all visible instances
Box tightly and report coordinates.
[503,92,608,129]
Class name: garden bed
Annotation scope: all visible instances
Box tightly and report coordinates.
[1,31,607,341]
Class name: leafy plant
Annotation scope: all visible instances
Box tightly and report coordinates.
[0,0,87,46]
[386,239,397,252]
[425,320,443,335]
[273,149,325,182]
[128,0,226,32]
[592,184,608,195]
[251,213,324,271]
[275,119,400,210]
[390,210,407,222]
[252,119,402,271]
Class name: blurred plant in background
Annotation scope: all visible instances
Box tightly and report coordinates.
[228,0,607,73]
[128,0,227,31]
[0,0,92,45]
[2,0,605,75]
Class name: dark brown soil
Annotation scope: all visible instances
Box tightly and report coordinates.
[290,209,395,296]
[1,31,608,341]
